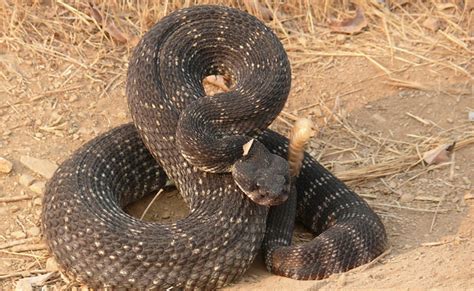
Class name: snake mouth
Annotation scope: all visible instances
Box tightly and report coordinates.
[247,191,289,206]
[236,181,291,207]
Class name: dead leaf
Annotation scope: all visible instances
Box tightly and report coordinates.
[203,75,230,93]
[422,142,455,165]
[106,22,129,43]
[436,3,457,10]
[243,0,274,21]
[87,3,135,45]
[329,7,368,34]
[15,273,55,291]
[422,17,441,32]
[88,2,103,24]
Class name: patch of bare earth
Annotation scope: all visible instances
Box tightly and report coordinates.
[0,1,472,290]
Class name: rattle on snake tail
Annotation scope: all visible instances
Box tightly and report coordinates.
[42,5,387,289]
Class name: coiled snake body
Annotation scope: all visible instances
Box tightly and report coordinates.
[42,5,387,289]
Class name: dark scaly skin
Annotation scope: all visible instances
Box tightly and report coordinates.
[43,5,288,289]
[42,5,387,290]
[259,131,388,279]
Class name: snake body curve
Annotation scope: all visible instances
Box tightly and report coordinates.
[42,5,387,289]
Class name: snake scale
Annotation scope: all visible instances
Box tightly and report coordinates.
[42,5,388,290]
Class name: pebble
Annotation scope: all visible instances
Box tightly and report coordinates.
[11,230,27,239]
[422,17,441,32]
[0,207,8,216]
[30,181,46,194]
[46,257,60,272]
[27,226,41,237]
[0,157,13,173]
[19,174,35,187]
[461,176,471,185]
[33,197,42,206]
[20,155,58,179]
[372,113,387,123]
[335,34,347,44]
[400,193,415,203]
[10,205,20,213]
[161,212,171,219]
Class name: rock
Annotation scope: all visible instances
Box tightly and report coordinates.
[45,257,60,272]
[372,113,387,123]
[11,230,27,239]
[27,226,41,237]
[422,17,441,32]
[335,34,348,44]
[0,207,8,216]
[10,205,20,213]
[461,176,471,185]
[19,174,35,187]
[20,156,58,179]
[33,197,42,206]
[400,193,415,203]
[29,181,46,194]
[16,273,54,291]
[0,157,13,173]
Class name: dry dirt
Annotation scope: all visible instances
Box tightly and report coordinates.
[1,1,473,290]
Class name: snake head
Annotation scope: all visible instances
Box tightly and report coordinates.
[232,139,290,206]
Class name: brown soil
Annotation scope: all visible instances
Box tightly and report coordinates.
[0,1,472,290]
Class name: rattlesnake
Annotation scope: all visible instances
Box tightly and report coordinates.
[42,5,387,289]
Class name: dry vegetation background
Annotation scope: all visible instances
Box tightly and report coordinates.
[0,0,473,289]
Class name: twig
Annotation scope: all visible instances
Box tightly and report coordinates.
[381,178,403,196]
[140,189,164,220]
[0,269,50,280]
[0,195,33,203]
[370,203,449,213]
[279,110,299,121]
[0,250,45,258]
[352,247,392,273]
[0,237,39,250]
[421,237,467,247]
[429,195,444,233]
[449,151,455,181]
[11,243,47,252]
[405,112,430,125]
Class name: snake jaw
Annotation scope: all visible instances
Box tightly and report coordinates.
[232,140,290,206]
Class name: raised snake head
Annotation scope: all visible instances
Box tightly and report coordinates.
[232,139,290,206]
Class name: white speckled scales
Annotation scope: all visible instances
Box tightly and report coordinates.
[42,5,387,290]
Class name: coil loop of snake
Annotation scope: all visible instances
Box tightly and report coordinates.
[41,5,388,290]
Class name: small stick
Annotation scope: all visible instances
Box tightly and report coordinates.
[0,237,39,250]
[140,189,164,220]
[405,112,430,125]
[414,196,443,202]
[381,178,403,196]
[421,240,451,247]
[276,116,293,127]
[429,195,444,233]
[352,247,392,273]
[11,243,47,252]
[279,110,300,121]
[0,250,45,258]
[449,151,456,181]
[0,269,50,280]
[359,193,378,199]
[0,195,33,203]
[370,203,449,213]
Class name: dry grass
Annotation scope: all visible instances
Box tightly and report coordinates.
[0,0,472,288]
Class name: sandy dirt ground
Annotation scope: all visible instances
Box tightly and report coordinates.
[0,1,472,290]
